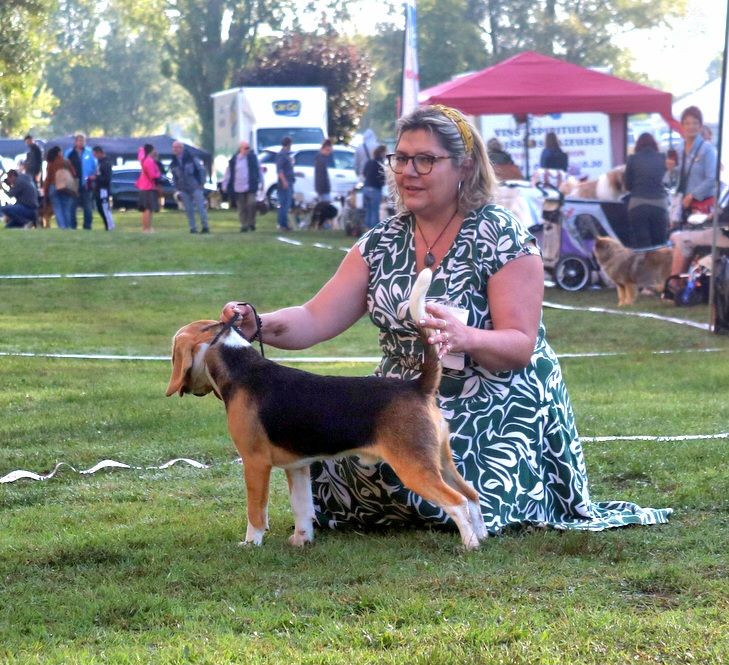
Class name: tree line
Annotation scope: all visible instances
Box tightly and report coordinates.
[1,0,688,149]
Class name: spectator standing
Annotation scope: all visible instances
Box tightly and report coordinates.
[135,144,161,233]
[624,132,668,248]
[314,139,333,202]
[275,136,295,231]
[64,133,97,230]
[43,146,76,229]
[24,135,43,188]
[1,169,39,228]
[354,129,378,178]
[676,105,717,222]
[223,141,261,232]
[91,146,115,231]
[362,144,387,229]
[170,140,209,234]
[539,132,568,171]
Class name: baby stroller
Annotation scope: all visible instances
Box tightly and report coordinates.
[530,185,634,291]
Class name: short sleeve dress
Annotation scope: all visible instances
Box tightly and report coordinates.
[310,204,672,533]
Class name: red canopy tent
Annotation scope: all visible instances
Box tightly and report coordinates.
[420,51,679,168]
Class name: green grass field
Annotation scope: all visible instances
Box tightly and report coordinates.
[1,208,728,664]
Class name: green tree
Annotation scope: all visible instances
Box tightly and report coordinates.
[159,0,294,151]
[0,0,56,136]
[362,0,687,138]
[45,6,195,137]
[362,0,487,140]
[236,32,373,142]
[485,0,687,71]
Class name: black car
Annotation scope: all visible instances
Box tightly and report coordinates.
[110,166,215,210]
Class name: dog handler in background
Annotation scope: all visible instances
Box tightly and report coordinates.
[624,132,668,249]
[221,105,671,535]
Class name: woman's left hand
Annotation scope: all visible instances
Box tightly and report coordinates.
[419,303,467,359]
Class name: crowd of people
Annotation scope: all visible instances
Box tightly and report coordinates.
[3,111,727,288]
[1,133,118,231]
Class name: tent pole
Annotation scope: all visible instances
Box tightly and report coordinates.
[524,115,530,178]
[708,0,729,332]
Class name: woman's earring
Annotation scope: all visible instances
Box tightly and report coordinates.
[457,180,464,199]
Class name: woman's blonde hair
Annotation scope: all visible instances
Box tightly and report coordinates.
[386,105,496,215]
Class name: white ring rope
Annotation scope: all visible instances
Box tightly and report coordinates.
[544,301,711,330]
[1,348,723,363]
[0,270,231,280]
[3,433,727,485]
[1,458,210,484]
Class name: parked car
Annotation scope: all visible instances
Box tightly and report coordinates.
[110,165,216,210]
[258,144,358,209]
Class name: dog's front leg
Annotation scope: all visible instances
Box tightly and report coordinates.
[285,465,315,546]
[241,458,272,546]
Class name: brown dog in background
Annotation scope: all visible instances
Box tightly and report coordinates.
[593,236,672,306]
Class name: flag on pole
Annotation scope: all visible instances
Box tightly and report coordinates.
[401,0,420,117]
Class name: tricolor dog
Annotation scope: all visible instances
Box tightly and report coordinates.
[165,269,486,549]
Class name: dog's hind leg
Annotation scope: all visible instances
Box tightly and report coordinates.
[437,422,487,542]
[285,466,315,546]
[386,453,479,550]
[241,459,272,546]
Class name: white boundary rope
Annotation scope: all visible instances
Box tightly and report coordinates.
[544,301,711,330]
[1,348,723,363]
[0,270,231,280]
[1,458,209,484]
[3,433,727,485]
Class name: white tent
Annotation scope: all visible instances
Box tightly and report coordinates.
[673,78,721,126]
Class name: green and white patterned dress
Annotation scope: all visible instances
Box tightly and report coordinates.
[311,204,672,533]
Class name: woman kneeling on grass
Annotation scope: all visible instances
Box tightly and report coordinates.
[221,105,672,535]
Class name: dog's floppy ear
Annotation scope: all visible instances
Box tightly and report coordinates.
[166,335,194,397]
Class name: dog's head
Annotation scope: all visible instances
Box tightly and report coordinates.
[607,166,626,194]
[593,235,624,262]
[165,320,220,397]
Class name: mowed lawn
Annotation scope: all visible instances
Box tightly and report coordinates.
[1,207,728,664]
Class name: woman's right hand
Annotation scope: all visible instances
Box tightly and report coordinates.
[220,301,257,337]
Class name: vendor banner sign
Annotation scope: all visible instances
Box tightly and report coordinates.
[479,112,612,179]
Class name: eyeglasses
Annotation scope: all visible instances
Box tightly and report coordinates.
[386,153,453,175]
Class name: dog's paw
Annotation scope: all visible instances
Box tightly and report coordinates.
[238,539,263,547]
[288,529,313,547]
[241,524,265,546]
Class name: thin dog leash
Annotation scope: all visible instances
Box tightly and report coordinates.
[206,303,265,357]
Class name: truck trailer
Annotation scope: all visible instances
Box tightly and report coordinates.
[211,86,328,172]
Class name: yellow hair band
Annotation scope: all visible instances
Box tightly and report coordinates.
[433,104,474,155]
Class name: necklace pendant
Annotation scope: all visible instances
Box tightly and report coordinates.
[424,251,435,267]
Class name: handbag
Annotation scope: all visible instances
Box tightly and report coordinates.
[55,166,79,197]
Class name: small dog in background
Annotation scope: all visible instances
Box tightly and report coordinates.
[309,201,339,229]
[559,166,626,201]
[593,236,672,306]
[39,199,54,228]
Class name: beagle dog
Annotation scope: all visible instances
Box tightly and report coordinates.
[165,269,486,549]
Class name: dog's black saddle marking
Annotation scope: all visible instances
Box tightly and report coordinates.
[218,345,422,457]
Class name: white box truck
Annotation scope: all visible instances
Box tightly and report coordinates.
[211,86,328,169]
